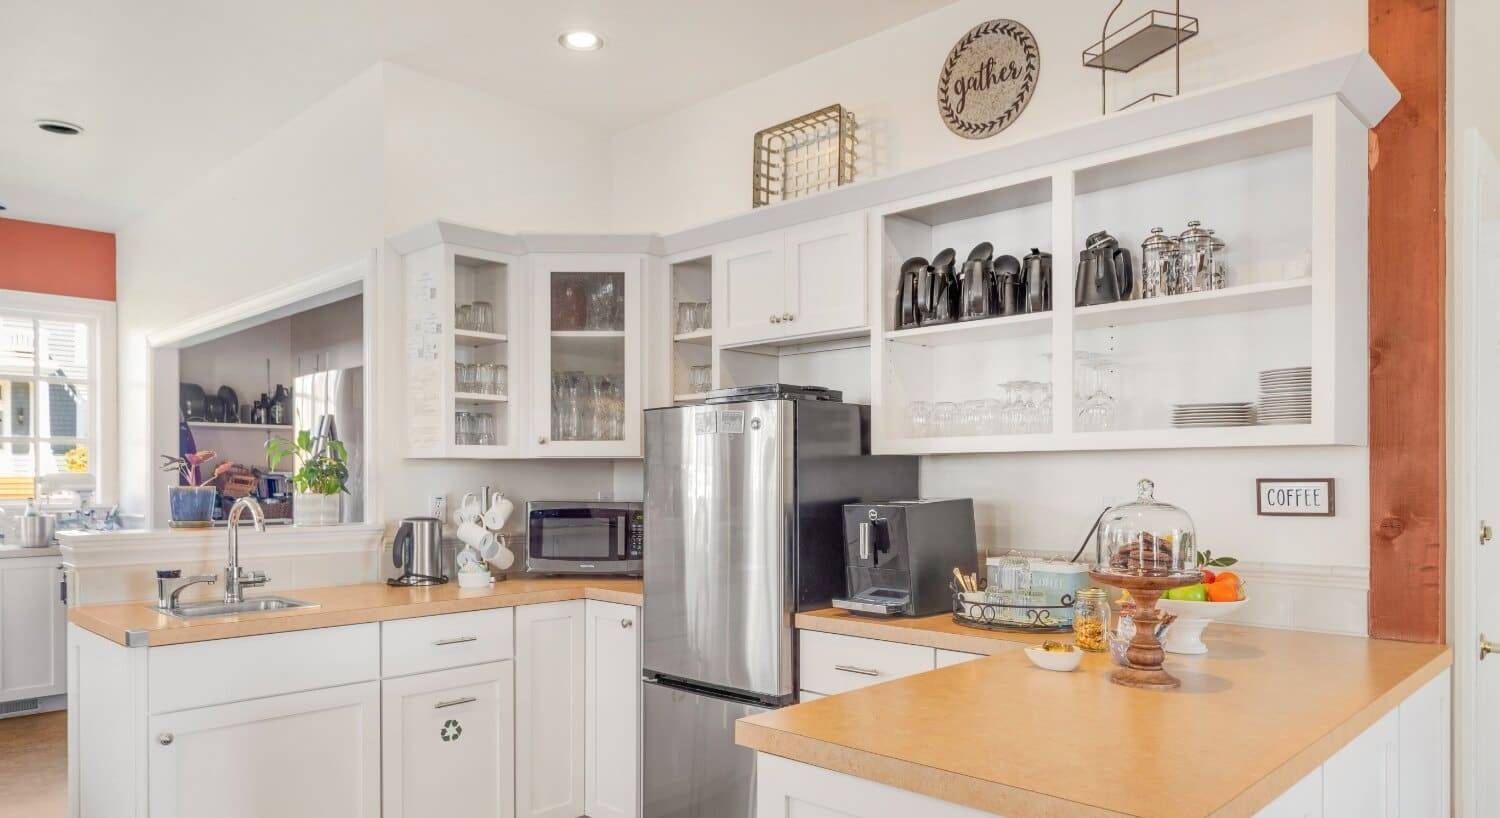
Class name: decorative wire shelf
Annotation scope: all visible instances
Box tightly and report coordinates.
[951,582,1075,634]
[752,104,857,208]
[1082,3,1200,114]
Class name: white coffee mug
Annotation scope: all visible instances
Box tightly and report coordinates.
[453,491,481,526]
[455,520,493,552]
[483,492,514,531]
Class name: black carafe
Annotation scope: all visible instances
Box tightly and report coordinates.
[1022,248,1052,313]
[995,254,1024,316]
[895,256,927,329]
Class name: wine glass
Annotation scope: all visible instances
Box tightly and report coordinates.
[907,401,932,437]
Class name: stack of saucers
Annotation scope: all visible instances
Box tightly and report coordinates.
[1171,402,1256,428]
[1257,366,1312,424]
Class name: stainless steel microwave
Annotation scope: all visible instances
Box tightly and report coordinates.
[526,500,644,575]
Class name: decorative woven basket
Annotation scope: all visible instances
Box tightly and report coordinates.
[752,104,857,208]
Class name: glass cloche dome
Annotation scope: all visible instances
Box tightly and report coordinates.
[1095,479,1198,577]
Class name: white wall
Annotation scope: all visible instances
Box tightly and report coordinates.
[383,64,614,236]
[116,65,387,525]
[608,0,1366,234]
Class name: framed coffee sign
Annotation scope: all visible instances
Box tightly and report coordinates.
[937,19,1041,140]
[1256,478,1336,517]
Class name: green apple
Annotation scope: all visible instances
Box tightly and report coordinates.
[1167,584,1208,602]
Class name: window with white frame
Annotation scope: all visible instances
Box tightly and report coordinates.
[0,307,100,502]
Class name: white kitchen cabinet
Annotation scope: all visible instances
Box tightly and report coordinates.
[401,240,526,458]
[147,681,381,818]
[515,599,587,818]
[782,212,867,339]
[586,600,641,818]
[381,661,515,818]
[1257,768,1323,818]
[712,214,868,348]
[0,554,66,703]
[529,254,645,458]
[1322,708,1399,816]
[934,649,985,668]
[798,630,935,696]
[713,231,785,347]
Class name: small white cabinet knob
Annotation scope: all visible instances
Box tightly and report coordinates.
[158,733,174,746]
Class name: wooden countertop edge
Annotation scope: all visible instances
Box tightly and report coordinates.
[68,585,643,647]
[736,720,1132,818]
[793,611,1038,654]
[1204,645,1452,817]
[736,646,1454,818]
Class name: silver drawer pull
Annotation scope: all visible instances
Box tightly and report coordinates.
[620,618,633,629]
[433,636,479,646]
[834,664,880,677]
[434,696,477,710]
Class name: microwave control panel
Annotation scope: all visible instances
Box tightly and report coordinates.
[628,511,645,558]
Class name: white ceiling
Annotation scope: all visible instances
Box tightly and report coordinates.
[0,0,956,232]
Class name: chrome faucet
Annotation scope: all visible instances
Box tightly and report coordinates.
[224,497,269,603]
[155,570,218,611]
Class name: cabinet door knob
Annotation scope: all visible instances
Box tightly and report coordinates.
[770,314,781,324]
[1483,633,1497,661]
[783,313,795,322]
[158,733,174,746]
[620,618,633,629]
[538,436,548,445]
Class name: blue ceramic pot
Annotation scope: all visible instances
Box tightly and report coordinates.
[169,485,217,524]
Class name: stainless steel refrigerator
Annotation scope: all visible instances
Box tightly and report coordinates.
[292,366,363,523]
[641,397,917,818]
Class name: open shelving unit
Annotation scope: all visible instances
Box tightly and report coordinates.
[869,101,1367,454]
[668,254,715,403]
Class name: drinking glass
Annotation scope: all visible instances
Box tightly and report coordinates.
[475,412,496,446]
[675,303,696,334]
[907,401,932,437]
[476,363,498,395]
[456,304,473,332]
[693,302,711,331]
[960,400,987,436]
[455,411,475,445]
[493,364,508,397]
[455,362,476,393]
[469,301,494,334]
[688,365,712,394]
[982,398,1005,435]
[931,402,958,437]
[587,277,623,331]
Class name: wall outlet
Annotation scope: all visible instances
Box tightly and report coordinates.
[428,495,447,520]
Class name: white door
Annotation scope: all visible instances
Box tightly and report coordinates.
[148,681,380,818]
[381,661,514,818]
[585,600,640,818]
[713,232,786,346]
[515,600,586,818]
[0,556,66,701]
[529,254,644,457]
[781,212,867,339]
[1466,129,1500,817]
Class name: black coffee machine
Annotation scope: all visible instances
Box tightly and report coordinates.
[833,499,977,617]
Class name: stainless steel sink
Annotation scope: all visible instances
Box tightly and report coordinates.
[156,596,319,620]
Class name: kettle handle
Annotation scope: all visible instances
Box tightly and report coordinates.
[392,521,413,570]
[1112,247,1134,299]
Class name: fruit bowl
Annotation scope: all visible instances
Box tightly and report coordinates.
[1155,598,1247,654]
[1024,643,1084,672]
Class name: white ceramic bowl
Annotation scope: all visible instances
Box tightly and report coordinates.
[1156,597,1247,654]
[1023,645,1084,672]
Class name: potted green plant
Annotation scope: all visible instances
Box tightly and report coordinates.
[267,430,349,526]
[160,450,219,528]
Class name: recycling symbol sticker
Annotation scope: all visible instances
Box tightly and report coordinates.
[440,719,463,742]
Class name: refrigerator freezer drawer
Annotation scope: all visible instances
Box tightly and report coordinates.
[642,679,770,818]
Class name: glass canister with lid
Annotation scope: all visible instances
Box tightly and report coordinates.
[1095,478,1198,578]
[1177,220,1216,294]
[1139,227,1179,299]
[1072,587,1109,652]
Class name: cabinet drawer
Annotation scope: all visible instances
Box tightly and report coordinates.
[799,631,935,696]
[381,608,514,678]
[150,623,379,714]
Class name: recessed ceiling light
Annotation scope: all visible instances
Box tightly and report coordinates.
[558,31,603,51]
[35,119,83,136]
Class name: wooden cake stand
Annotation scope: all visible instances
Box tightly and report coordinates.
[1088,569,1201,690]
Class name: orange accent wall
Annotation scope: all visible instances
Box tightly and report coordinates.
[0,217,116,301]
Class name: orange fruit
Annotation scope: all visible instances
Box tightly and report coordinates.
[1215,571,1242,587]
[1207,581,1243,602]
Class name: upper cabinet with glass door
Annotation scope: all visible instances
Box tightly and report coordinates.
[529,254,643,458]
[401,242,524,459]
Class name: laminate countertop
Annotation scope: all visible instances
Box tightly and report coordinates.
[740,619,1451,818]
[68,576,642,647]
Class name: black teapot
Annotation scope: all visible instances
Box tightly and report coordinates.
[1075,231,1134,307]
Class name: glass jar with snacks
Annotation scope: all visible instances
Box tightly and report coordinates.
[1072,587,1109,652]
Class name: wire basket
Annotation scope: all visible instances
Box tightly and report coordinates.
[952,580,1075,633]
[752,104,857,208]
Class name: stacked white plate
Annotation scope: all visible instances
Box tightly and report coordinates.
[1257,366,1312,424]
[1171,402,1256,427]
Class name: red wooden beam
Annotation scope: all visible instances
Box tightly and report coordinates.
[1367,0,1447,642]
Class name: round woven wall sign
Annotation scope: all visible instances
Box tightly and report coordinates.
[937,19,1040,140]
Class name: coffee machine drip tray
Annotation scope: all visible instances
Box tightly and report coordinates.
[833,588,910,616]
